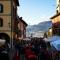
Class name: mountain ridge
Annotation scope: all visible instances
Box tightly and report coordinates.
[27,21,52,33]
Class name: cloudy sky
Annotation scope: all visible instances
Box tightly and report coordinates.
[17,0,56,25]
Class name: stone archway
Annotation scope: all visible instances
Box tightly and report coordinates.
[0,33,10,44]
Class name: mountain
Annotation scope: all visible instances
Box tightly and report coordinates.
[26,21,52,37]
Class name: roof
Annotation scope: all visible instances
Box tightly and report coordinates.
[16,0,19,6]
[50,13,60,19]
[14,0,19,6]
[19,17,28,26]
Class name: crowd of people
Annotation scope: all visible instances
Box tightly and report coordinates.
[0,37,59,60]
[0,39,10,60]
[14,37,59,60]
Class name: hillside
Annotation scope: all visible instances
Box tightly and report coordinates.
[27,21,52,33]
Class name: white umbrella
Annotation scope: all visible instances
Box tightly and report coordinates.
[23,38,31,41]
[0,39,6,46]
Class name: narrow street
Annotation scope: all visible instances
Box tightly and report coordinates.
[13,37,59,60]
[0,0,60,60]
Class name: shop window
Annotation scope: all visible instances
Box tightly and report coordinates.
[56,10,58,14]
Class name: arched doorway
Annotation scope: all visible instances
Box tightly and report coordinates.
[0,33,10,44]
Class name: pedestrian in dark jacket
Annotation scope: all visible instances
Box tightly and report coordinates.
[0,51,9,60]
[0,39,10,60]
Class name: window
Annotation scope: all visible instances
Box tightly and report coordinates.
[0,4,3,13]
[0,18,3,27]
[56,10,58,14]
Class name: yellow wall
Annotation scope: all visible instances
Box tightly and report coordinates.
[0,0,18,40]
[0,31,11,38]
[0,1,11,15]
[52,15,60,23]
[0,0,12,39]
[0,16,11,30]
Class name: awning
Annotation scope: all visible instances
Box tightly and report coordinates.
[48,36,60,51]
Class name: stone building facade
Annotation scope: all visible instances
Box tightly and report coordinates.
[0,0,19,44]
[18,17,28,40]
[50,0,60,36]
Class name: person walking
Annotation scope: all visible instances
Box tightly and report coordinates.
[0,39,10,60]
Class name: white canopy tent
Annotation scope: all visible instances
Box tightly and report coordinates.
[23,38,31,41]
[0,39,6,46]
